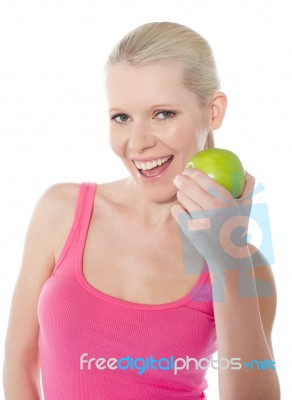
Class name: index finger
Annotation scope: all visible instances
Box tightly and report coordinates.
[181,168,235,202]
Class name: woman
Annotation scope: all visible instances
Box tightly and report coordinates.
[4,22,280,399]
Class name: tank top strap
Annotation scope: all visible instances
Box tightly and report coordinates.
[76,182,97,263]
[53,182,97,274]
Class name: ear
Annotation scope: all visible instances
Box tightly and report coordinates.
[207,91,228,131]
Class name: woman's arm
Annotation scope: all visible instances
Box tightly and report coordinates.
[213,246,280,399]
[171,169,280,399]
[250,245,277,361]
[3,184,70,399]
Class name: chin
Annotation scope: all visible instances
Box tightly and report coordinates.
[123,156,181,201]
[140,182,178,204]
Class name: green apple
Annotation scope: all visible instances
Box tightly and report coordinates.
[186,148,246,198]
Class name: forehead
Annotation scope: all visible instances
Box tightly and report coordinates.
[105,63,199,108]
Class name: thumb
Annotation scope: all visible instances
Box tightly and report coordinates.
[171,204,188,224]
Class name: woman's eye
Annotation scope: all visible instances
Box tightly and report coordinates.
[111,114,129,123]
[156,111,176,120]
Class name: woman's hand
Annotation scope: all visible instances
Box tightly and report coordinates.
[171,168,255,278]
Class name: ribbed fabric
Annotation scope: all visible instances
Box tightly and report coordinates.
[38,183,217,399]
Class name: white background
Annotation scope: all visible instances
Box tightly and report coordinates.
[1,0,291,398]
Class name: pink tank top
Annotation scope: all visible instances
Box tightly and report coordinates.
[38,182,217,399]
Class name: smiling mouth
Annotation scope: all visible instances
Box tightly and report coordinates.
[133,155,174,177]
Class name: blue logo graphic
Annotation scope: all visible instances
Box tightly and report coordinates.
[243,360,276,370]
[177,183,274,302]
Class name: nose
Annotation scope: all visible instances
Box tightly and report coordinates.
[128,120,156,152]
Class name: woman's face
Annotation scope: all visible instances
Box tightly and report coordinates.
[105,62,209,201]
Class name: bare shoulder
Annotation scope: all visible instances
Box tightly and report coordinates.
[46,178,128,227]
[38,182,83,263]
[40,181,81,209]
[36,182,80,237]
[49,179,129,262]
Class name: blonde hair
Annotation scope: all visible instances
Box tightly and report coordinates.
[107,22,221,149]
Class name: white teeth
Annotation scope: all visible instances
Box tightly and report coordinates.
[133,156,172,170]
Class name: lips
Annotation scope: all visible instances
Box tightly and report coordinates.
[133,155,174,180]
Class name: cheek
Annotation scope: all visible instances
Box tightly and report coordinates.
[109,131,125,157]
[181,117,208,151]
[168,122,205,152]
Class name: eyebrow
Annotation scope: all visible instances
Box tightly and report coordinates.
[150,104,182,109]
[109,104,182,113]
[108,108,125,113]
